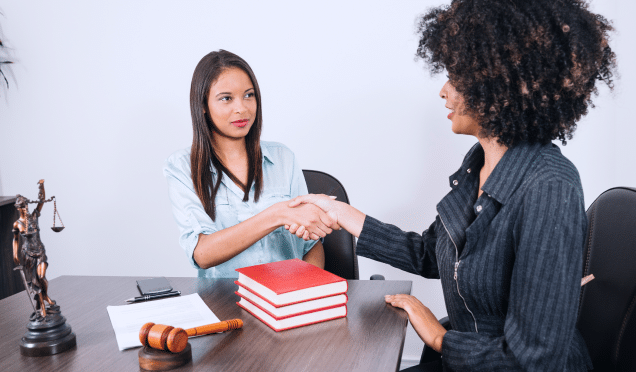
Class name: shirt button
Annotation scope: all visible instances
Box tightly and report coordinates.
[453,180,458,186]
[476,205,482,213]
[467,168,471,173]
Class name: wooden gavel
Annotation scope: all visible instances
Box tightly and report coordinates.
[139,319,243,353]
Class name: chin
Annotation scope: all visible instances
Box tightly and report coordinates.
[451,123,464,135]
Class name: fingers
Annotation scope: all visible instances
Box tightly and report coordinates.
[289,195,313,208]
[299,207,333,237]
[384,294,418,312]
[315,219,333,236]
[311,218,332,238]
[288,194,337,208]
[295,225,306,239]
[289,225,323,241]
[288,198,301,208]
[385,294,417,303]
[317,211,335,230]
[285,203,337,239]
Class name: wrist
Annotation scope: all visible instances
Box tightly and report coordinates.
[266,201,287,228]
[433,330,447,353]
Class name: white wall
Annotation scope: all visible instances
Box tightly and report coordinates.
[1,0,634,366]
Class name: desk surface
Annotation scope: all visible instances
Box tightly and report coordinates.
[0,276,412,372]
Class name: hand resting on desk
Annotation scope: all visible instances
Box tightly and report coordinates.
[385,294,447,353]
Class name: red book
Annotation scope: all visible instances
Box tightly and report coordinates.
[235,259,348,307]
[237,296,347,332]
[235,284,348,319]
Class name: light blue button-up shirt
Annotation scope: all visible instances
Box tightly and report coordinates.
[164,141,317,278]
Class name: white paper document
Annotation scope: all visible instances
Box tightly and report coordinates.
[106,293,220,350]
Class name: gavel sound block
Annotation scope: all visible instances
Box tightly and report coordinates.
[138,319,243,371]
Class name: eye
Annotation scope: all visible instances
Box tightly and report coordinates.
[219,96,231,102]
[244,92,255,99]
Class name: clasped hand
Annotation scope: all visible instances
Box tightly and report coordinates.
[284,194,340,241]
[279,200,338,241]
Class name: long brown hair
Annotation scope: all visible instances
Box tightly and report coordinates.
[190,50,263,221]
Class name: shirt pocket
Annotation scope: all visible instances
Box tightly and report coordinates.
[215,188,238,229]
[255,187,292,214]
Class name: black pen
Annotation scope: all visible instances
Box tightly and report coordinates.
[126,291,181,304]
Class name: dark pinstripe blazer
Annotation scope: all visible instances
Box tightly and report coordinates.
[357,142,592,371]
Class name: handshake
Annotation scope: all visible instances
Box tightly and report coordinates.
[280,194,342,241]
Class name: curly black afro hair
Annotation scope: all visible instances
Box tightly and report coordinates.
[417,0,616,146]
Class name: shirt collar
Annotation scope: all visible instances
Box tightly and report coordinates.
[448,143,484,190]
[481,141,545,204]
[450,141,546,205]
[260,143,275,165]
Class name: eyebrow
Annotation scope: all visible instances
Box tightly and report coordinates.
[215,88,254,98]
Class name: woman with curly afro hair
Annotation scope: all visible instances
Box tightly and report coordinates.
[288,0,615,370]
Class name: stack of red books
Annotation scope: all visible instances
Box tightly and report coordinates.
[235,259,348,332]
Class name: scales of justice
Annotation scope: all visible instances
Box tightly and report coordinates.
[12,179,76,356]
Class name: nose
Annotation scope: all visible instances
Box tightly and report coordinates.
[439,80,449,100]
[234,100,246,114]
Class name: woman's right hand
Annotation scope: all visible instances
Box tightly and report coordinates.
[274,201,335,241]
[287,194,365,238]
[286,195,339,238]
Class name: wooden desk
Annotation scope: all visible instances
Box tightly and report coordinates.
[0,196,21,300]
[0,276,412,371]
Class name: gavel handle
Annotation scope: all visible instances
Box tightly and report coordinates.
[185,319,243,337]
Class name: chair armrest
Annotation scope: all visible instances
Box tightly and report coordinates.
[370,274,385,280]
[420,316,451,363]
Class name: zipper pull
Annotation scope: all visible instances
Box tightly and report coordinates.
[454,261,460,280]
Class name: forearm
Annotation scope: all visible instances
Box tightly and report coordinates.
[194,206,283,269]
[36,180,45,213]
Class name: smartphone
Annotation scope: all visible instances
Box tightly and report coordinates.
[137,277,173,296]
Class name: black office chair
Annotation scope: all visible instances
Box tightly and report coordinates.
[577,186,636,371]
[302,170,360,280]
[413,186,636,372]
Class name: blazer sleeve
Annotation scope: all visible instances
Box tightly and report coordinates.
[356,215,440,279]
[441,180,588,371]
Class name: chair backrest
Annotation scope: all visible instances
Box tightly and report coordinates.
[302,170,359,280]
[578,187,636,372]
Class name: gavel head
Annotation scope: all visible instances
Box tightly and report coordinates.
[139,322,189,353]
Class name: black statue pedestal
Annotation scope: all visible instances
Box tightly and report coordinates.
[20,304,76,356]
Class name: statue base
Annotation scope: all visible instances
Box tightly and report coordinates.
[20,304,77,357]
[139,343,192,371]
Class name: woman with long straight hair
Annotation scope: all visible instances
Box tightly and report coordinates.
[164,50,331,278]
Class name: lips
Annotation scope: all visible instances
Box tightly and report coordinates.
[232,119,249,128]
[446,107,455,120]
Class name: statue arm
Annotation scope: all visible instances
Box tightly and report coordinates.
[35,179,45,214]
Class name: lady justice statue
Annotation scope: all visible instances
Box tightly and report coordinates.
[11,179,75,356]
[13,180,56,318]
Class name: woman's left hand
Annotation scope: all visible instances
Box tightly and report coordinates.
[385,294,447,353]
